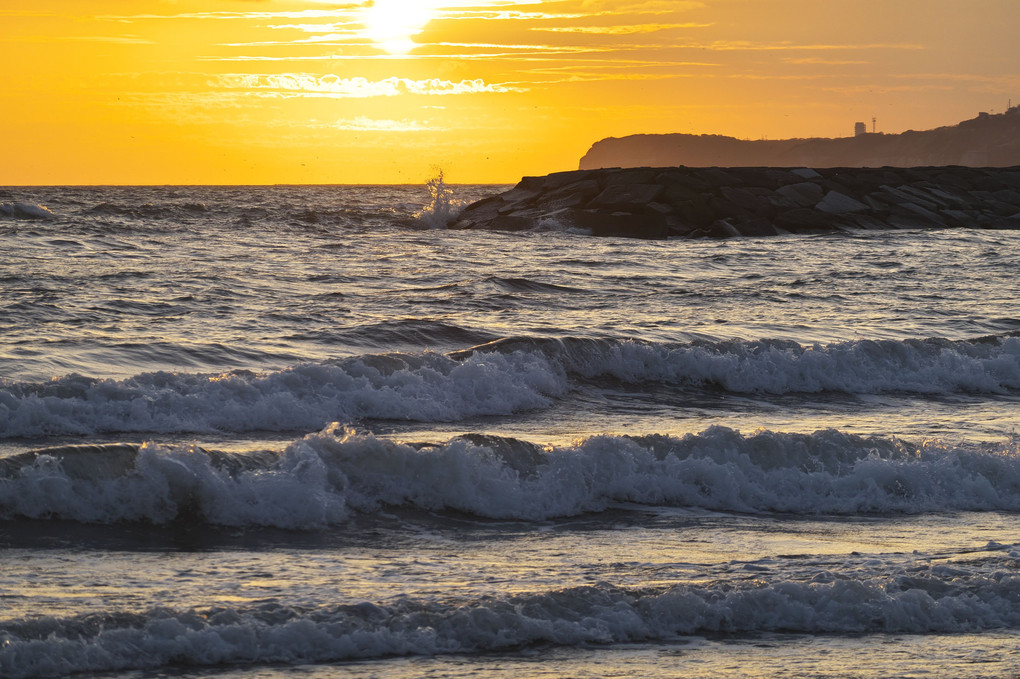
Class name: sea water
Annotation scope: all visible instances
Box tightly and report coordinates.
[1,183,1019,678]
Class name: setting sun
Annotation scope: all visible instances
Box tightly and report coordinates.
[361,0,436,54]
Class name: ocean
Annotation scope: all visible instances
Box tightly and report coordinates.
[1,182,1019,678]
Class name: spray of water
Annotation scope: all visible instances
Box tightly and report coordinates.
[414,169,463,229]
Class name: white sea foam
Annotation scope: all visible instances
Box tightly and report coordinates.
[0,442,346,527]
[301,425,1020,518]
[0,350,565,438]
[413,170,464,229]
[2,426,1019,526]
[466,334,1020,395]
[1,335,1018,439]
[3,567,1019,679]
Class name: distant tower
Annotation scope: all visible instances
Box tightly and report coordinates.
[854,122,867,137]
[872,117,877,133]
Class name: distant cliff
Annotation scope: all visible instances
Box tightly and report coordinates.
[579,108,1020,170]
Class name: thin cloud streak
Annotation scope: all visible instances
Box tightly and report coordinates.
[2,34,156,44]
[533,22,711,34]
[97,9,364,22]
[327,117,439,132]
[214,74,524,96]
[680,40,925,52]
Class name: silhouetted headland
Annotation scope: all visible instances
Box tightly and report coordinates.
[580,108,1020,170]
[451,165,1020,239]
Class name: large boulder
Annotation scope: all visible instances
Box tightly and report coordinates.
[816,191,869,214]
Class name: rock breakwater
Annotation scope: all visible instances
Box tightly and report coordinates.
[450,166,1020,239]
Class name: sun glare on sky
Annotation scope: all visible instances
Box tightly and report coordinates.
[361,0,436,54]
[1,0,1018,185]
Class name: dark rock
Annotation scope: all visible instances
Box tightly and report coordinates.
[644,202,676,216]
[941,209,982,227]
[453,165,1020,239]
[898,202,947,227]
[517,176,547,191]
[775,182,824,207]
[735,218,779,237]
[791,168,822,180]
[562,209,669,239]
[994,188,1020,204]
[675,199,716,228]
[709,194,752,221]
[589,183,663,209]
[604,168,659,185]
[894,185,942,210]
[707,219,743,238]
[775,207,834,233]
[816,191,869,214]
[540,179,602,210]
[875,185,938,212]
[666,217,700,237]
[763,168,801,187]
[487,214,535,231]
[659,183,707,207]
[981,213,1020,229]
[497,186,542,209]
[699,168,741,186]
[719,186,765,213]
[654,169,712,192]
[968,190,1018,216]
[541,169,601,190]
[727,167,782,189]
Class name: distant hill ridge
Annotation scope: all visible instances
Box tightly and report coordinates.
[579,108,1020,170]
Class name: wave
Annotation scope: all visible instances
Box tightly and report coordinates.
[327,318,498,349]
[86,201,209,220]
[0,350,564,438]
[2,334,1017,439]
[486,276,587,294]
[0,202,55,221]
[3,555,1019,678]
[2,426,1019,526]
[454,333,1020,395]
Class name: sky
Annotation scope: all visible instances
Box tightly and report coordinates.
[2,0,1018,185]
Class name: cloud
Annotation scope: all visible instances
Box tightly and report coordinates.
[782,57,871,65]
[98,8,364,21]
[326,117,438,131]
[533,22,711,35]
[1,34,156,44]
[679,40,925,52]
[215,74,523,96]
[579,0,705,12]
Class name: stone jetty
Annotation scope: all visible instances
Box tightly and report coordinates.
[450,166,1020,239]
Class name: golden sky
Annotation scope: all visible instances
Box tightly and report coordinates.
[3,0,1018,184]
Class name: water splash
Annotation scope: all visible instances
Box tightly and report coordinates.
[414,170,462,229]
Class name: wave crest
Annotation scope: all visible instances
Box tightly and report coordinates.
[3,563,1020,678]
[2,426,1019,526]
[1,333,1017,440]
[0,202,55,221]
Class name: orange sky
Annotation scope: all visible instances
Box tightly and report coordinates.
[2,0,1018,184]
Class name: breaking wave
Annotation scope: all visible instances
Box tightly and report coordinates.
[0,202,55,221]
[3,554,1019,678]
[2,426,1019,527]
[2,334,1018,439]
